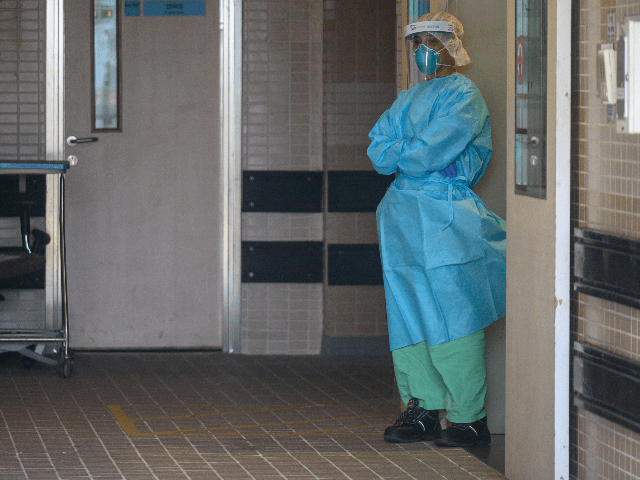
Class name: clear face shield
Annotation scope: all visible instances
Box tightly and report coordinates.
[404,21,454,88]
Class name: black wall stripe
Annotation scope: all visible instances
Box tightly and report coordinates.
[328,244,383,286]
[574,228,640,309]
[573,342,640,434]
[242,171,322,213]
[328,171,393,212]
[242,241,323,283]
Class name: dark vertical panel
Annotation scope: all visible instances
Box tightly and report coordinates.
[328,244,383,285]
[574,228,640,309]
[328,170,393,212]
[574,342,640,434]
[242,171,323,213]
[242,241,323,283]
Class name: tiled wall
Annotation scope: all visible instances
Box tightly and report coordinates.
[241,0,396,354]
[0,0,46,246]
[0,0,47,327]
[570,0,640,478]
[322,0,395,352]
[0,0,46,162]
[241,0,324,354]
[395,0,403,93]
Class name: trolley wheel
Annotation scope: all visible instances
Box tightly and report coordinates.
[22,346,36,369]
[23,356,36,369]
[58,358,73,378]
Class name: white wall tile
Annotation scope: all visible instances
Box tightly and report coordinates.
[242,283,322,355]
[242,213,323,242]
[0,0,45,161]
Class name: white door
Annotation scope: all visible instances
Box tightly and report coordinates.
[62,0,223,349]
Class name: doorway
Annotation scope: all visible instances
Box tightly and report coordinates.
[59,0,225,349]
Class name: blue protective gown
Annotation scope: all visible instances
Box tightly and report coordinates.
[368,74,506,351]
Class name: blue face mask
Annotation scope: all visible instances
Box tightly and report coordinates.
[414,44,446,75]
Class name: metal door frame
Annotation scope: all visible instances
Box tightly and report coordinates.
[220,0,243,353]
[45,0,65,334]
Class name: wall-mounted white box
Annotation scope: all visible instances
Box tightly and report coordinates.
[617,16,640,134]
[597,44,616,105]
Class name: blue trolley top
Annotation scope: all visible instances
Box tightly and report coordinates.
[0,161,70,174]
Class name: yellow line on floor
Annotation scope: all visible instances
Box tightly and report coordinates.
[116,403,329,409]
[141,423,390,437]
[107,404,392,437]
[138,414,390,436]
[134,403,328,421]
[107,405,140,436]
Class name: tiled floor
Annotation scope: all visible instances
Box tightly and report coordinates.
[0,352,506,479]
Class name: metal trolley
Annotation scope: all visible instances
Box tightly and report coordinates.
[0,161,73,378]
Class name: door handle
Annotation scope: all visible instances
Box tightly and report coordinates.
[66,135,99,146]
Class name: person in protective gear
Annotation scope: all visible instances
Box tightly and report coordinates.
[368,11,506,448]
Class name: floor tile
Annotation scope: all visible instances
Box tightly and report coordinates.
[0,352,506,479]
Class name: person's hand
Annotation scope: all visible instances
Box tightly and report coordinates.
[440,164,456,178]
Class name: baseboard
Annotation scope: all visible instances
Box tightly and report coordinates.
[321,335,390,356]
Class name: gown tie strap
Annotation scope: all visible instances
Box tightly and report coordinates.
[434,176,500,229]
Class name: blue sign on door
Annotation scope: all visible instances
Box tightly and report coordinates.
[125,1,141,16]
[143,1,206,16]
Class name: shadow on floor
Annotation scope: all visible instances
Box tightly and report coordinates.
[466,434,505,475]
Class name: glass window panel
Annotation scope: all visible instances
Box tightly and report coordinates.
[514,0,547,198]
[93,0,119,130]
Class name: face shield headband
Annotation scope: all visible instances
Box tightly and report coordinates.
[403,21,454,39]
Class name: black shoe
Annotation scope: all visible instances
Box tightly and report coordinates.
[384,398,441,443]
[434,416,491,447]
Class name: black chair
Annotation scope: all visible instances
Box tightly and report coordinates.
[0,175,50,300]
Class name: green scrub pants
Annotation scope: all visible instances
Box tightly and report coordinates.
[392,330,487,424]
